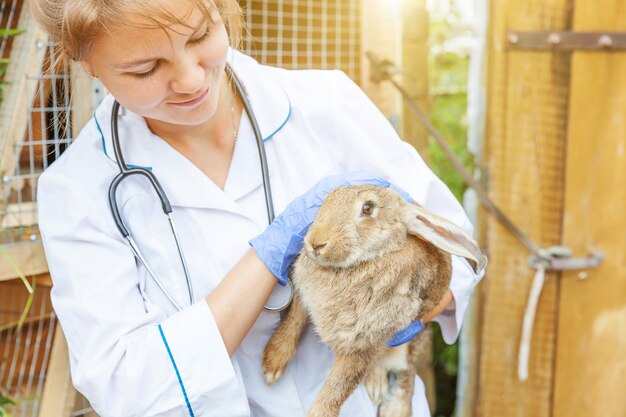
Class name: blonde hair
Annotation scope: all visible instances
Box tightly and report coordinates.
[30,0,243,63]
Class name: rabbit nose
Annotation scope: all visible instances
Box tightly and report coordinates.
[312,242,327,255]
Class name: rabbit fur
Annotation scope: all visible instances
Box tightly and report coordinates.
[262,184,486,417]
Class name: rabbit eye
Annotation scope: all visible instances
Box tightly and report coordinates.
[361,202,374,216]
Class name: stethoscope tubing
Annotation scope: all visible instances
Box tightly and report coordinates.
[109,100,195,307]
[107,64,292,312]
[228,66,275,224]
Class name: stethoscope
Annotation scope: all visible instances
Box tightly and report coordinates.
[107,64,293,312]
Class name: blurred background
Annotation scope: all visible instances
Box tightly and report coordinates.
[1,0,624,416]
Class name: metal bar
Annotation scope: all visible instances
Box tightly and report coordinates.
[71,407,95,417]
[364,52,543,256]
[394,74,542,256]
[506,31,626,51]
[529,253,605,271]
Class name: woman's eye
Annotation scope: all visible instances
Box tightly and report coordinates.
[130,62,160,79]
[190,30,210,44]
[361,202,374,216]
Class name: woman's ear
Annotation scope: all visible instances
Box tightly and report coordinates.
[402,203,487,274]
[79,60,96,78]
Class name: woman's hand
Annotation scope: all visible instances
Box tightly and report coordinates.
[422,289,453,324]
[249,171,412,285]
[386,289,454,347]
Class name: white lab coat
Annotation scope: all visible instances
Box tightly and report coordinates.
[37,49,482,417]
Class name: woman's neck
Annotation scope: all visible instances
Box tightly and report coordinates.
[146,79,239,150]
[145,77,243,189]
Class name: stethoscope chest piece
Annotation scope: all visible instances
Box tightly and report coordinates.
[264,279,294,312]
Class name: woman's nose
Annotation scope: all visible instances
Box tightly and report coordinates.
[170,54,204,94]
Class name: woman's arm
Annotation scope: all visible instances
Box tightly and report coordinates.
[205,249,276,355]
[421,289,454,324]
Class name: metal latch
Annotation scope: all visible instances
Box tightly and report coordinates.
[528,246,605,272]
[506,31,626,51]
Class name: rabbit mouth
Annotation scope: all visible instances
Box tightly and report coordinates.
[304,242,365,268]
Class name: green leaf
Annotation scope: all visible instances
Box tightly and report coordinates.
[0,397,14,406]
[0,28,26,36]
[0,406,14,417]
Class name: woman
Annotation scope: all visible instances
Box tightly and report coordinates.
[33,0,482,416]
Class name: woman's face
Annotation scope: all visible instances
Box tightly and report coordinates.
[81,5,230,128]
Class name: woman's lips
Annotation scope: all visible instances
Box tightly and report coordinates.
[170,87,209,107]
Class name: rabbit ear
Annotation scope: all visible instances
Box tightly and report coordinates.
[402,204,487,274]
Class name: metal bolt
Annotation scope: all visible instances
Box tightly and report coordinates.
[547,33,561,46]
[598,35,613,48]
[578,271,589,280]
[30,234,38,242]
[36,41,46,50]
[507,33,519,45]
[2,175,9,184]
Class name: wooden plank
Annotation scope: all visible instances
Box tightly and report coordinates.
[0,241,48,281]
[38,325,77,417]
[553,1,626,416]
[0,5,47,182]
[360,0,402,120]
[401,0,429,157]
[1,201,38,228]
[477,0,572,415]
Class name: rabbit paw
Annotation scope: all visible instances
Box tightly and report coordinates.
[262,342,291,385]
[364,365,388,405]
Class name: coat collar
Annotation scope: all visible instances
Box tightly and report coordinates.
[93,49,291,212]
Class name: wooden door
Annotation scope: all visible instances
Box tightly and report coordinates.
[553,1,626,415]
[476,0,626,416]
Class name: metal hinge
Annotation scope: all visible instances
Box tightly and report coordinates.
[506,31,626,51]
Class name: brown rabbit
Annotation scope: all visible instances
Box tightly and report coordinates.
[262,185,486,417]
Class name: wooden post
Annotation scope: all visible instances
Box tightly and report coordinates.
[553,1,626,416]
[477,0,572,416]
[360,0,403,121]
[38,325,77,417]
[401,0,429,157]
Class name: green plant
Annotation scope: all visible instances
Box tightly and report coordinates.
[0,28,26,102]
[0,392,15,417]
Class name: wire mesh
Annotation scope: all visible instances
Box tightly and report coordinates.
[0,281,57,417]
[1,42,75,245]
[240,0,362,83]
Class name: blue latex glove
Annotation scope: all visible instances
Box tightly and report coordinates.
[250,171,412,285]
[386,320,424,347]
